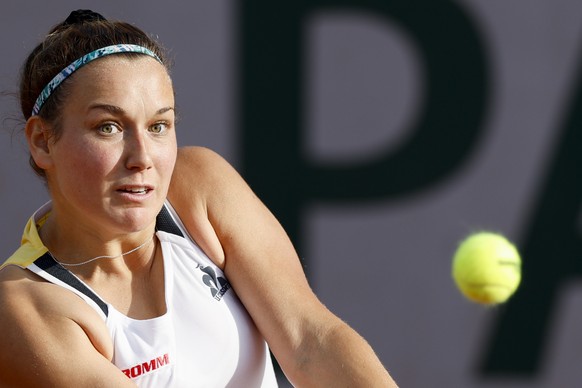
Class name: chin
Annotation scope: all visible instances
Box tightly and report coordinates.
[113,208,159,233]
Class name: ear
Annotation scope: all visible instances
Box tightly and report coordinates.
[25,116,54,170]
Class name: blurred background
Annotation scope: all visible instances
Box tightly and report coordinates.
[2,1,582,386]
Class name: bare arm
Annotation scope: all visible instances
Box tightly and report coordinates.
[169,147,398,387]
[0,266,136,387]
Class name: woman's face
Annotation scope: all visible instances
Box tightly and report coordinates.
[42,55,177,237]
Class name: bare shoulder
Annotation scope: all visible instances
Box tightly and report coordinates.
[171,146,242,211]
[174,146,238,190]
[0,265,90,314]
[172,145,290,261]
[0,265,116,385]
[176,146,223,167]
[0,265,70,317]
[172,145,275,238]
[0,265,111,355]
[169,147,246,268]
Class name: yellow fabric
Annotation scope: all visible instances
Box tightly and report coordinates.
[1,212,49,270]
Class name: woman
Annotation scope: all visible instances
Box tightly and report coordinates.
[0,10,397,387]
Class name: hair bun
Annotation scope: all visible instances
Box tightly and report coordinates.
[63,9,106,26]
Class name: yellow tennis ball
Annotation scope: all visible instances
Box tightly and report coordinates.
[452,231,521,305]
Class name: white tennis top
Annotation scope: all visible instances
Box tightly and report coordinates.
[3,201,279,387]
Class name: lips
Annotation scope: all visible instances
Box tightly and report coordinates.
[117,185,153,194]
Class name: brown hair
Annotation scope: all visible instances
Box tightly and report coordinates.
[20,10,171,177]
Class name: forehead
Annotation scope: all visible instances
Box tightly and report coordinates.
[68,55,172,95]
[63,55,174,110]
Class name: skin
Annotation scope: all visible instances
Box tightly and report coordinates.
[0,55,398,387]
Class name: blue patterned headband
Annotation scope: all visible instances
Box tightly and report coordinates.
[31,44,162,116]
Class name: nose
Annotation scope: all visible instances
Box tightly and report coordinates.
[125,129,153,171]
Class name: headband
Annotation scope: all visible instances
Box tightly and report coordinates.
[31,44,162,116]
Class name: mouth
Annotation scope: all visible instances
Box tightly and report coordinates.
[117,185,153,195]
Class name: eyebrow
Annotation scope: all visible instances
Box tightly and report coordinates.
[88,104,175,116]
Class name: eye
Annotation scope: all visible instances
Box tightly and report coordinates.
[150,122,168,134]
[98,123,120,135]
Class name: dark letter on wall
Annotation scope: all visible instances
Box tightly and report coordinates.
[239,0,487,255]
[238,0,493,380]
[480,54,582,376]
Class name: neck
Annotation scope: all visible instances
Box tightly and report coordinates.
[49,235,155,267]
[39,211,157,270]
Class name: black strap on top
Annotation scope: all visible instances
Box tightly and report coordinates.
[32,204,183,317]
[155,204,184,237]
[34,252,109,316]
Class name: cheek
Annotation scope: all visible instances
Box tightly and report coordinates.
[53,139,119,183]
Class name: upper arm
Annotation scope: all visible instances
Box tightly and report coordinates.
[170,147,397,386]
[0,266,136,387]
[168,147,338,372]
